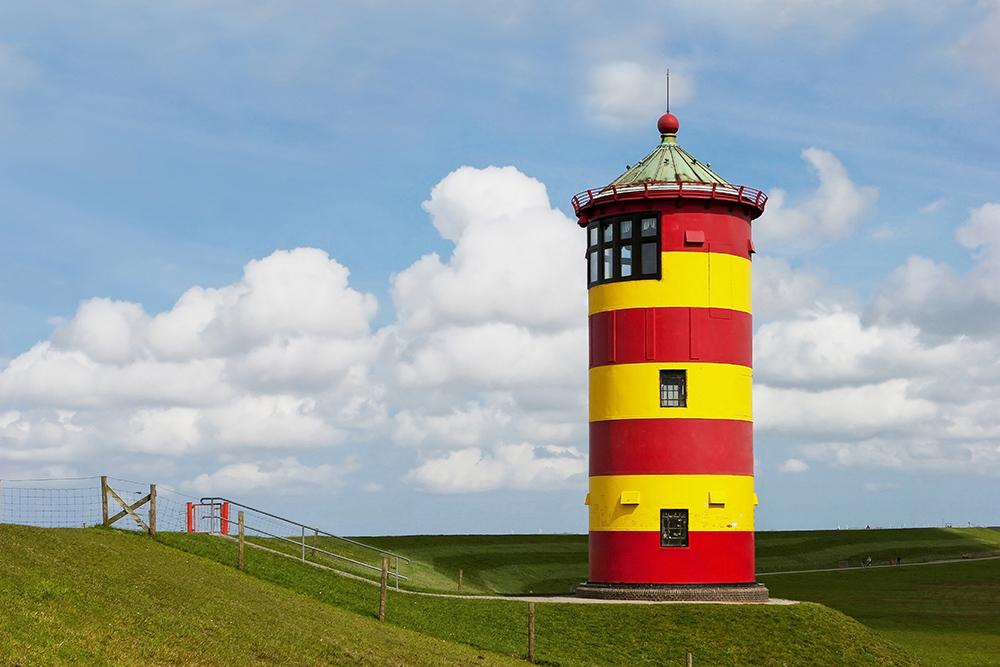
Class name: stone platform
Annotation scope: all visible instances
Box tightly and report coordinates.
[574,582,769,603]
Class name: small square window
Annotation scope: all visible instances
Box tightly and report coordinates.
[641,217,657,237]
[589,251,598,283]
[603,248,613,280]
[603,222,614,243]
[589,225,598,247]
[660,369,686,408]
[661,509,688,547]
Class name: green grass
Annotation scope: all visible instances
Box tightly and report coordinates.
[0,524,520,666]
[8,523,990,665]
[762,559,1000,667]
[756,527,1000,573]
[160,531,918,666]
[343,527,1000,595]
[344,534,587,595]
[334,528,1000,665]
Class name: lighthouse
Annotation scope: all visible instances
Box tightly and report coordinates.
[574,112,769,602]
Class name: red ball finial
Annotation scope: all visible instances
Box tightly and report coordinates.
[657,113,679,135]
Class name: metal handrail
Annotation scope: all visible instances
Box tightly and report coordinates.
[215,513,409,583]
[572,181,768,216]
[200,496,410,565]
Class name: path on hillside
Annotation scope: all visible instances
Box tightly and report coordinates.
[233,537,795,604]
[229,535,998,605]
[757,554,1000,576]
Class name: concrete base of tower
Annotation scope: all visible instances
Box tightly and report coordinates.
[574,581,769,603]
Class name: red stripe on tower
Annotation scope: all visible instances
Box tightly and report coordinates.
[589,419,753,476]
[590,307,752,368]
[589,530,756,584]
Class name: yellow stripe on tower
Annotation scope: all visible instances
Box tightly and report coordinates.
[590,362,752,422]
[589,251,751,315]
[589,474,756,532]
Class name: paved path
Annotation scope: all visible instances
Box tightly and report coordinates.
[757,553,1000,576]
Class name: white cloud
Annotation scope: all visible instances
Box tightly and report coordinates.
[870,203,1000,338]
[584,61,693,128]
[752,256,828,322]
[756,379,938,440]
[393,166,585,331]
[779,458,809,473]
[956,2,1000,89]
[920,198,946,215]
[757,148,877,249]
[404,444,585,494]
[389,165,589,491]
[802,438,1000,477]
[183,457,350,495]
[754,309,981,389]
[0,248,384,470]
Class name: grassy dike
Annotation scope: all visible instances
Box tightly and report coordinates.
[159,531,918,666]
[762,559,1000,667]
[0,525,520,666]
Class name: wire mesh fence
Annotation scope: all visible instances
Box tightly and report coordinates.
[0,476,193,533]
[0,476,409,586]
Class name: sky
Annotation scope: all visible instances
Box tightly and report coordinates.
[2,1,1000,534]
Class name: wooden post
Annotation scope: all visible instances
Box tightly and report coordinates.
[379,556,389,622]
[527,602,536,663]
[100,476,109,526]
[238,511,245,571]
[458,568,463,592]
[301,526,306,561]
[148,484,157,538]
[687,651,693,667]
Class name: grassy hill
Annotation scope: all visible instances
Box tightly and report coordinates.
[762,559,1000,667]
[160,531,918,666]
[0,524,520,666]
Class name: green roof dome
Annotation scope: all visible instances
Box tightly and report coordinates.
[612,113,729,187]
[570,113,767,221]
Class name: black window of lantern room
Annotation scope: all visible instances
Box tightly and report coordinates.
[587,213,660,286]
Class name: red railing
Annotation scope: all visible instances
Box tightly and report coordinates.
[572,181,768,217]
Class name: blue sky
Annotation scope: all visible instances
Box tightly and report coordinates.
[2,2,999,534]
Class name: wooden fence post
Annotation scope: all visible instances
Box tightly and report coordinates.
[379,556,389,622]
[148,484,157,538]
[100,476,109,526]
[238,511,245,571]
[527,602,536,663]
[458,568,463,592]
[687,651,693,667]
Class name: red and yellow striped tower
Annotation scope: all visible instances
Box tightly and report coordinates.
[574,112,769,601]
